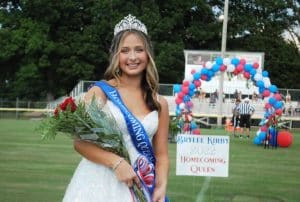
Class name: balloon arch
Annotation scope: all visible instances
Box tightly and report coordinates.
[173,57,284,145]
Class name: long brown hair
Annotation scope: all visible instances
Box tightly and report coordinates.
[104,30,161,112]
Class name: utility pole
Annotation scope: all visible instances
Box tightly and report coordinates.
[217,0,229,127]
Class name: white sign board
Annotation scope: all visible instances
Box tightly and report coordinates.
[176,134,229,177]
[183,50,265,94]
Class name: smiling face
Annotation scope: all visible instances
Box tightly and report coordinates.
[118,33,148,77]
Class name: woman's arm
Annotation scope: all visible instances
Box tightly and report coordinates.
[152,96,170,202]
[74,86,121,167]
[73,86,141,187]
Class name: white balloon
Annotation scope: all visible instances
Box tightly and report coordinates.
[223,57,231,66]
[205,61,213,69]
[179,103,185,109]
[263,77,271,88]
[256,130,261,136]
[227,64,235,72]
[254,73,263,81]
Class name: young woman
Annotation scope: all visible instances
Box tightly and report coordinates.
[63,14,170,202]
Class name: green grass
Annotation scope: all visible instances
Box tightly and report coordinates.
[0,119,299,202]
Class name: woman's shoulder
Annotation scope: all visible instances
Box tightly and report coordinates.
[84,83,107,103]
[157,94,169,110]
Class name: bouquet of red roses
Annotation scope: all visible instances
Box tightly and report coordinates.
[38,96,146,201]
[39,96,127,156]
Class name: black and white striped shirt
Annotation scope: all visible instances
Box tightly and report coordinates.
[237,102,255,115]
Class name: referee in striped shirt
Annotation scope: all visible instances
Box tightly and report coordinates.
[237,97,255,138]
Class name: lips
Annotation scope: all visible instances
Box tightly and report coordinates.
[127,63,139,68]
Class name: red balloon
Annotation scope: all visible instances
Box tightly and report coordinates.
[243,72,250,79]
[260,125,268,132]
[274,93,282,101]
[192,128,201,135]
[263,89,270,97]
[236,64,244,72]
[175,98,183,105]
[201,75,207,81]
[277,131,293,147]
[265,103,272,109]
[194,80,201,87]
[239,59,246,65]
[183,81,190,87]
[182,86,189,94]
[253,62,259,69]
[177,92,184,98]
[233,69,239,75]
[275,109,283,116]
[191,69,196,74]
[220,64,227,72]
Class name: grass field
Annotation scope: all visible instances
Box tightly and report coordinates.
[0,119,299,202]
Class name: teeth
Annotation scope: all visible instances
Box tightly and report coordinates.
[128,64,138,67]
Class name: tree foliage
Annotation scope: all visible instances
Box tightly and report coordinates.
[0,0,299,101]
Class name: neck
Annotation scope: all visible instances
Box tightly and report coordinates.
[118,76,142,90]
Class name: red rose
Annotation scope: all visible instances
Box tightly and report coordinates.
[59,97,77,112]
[54,108,59,117]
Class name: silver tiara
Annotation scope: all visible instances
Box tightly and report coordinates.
[114,14,148,36]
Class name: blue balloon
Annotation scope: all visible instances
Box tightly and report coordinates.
[231,58,240,66]
[189,90,195,97]
[250,69,257,76]
[253,136,262,145]
[244,64,252,72]
[259,87,265,94]
[264,112,270,119]
[262,70,269,77]
[212,64,220,72]
[173,84,181,93]
[269,85,278,93]
[256,80,264,88]
[207,70,215,77]
[258,132,267,141]
[215,57,223,65]
[193,72,201,80]
[274,101,283,109]
[268,97,276,105]
[183,95,190,102]
[201,68,208,75]
[190,121,198,130]
[189,83,196,90]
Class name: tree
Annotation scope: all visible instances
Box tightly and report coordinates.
[0,0,299,101]
[1,0,109,100]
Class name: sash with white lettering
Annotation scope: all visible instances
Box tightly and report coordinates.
[95,81,156,200]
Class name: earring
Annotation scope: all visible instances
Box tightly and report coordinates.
[115,67,122,76]
[115,68,120,75]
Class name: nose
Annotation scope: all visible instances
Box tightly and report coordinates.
[128,51,137,60]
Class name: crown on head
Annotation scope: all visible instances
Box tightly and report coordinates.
[114,14,148,36]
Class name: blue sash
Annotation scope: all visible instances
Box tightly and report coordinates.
[95,81,156,198]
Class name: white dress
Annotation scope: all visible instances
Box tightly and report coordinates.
[63,100,159,202]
